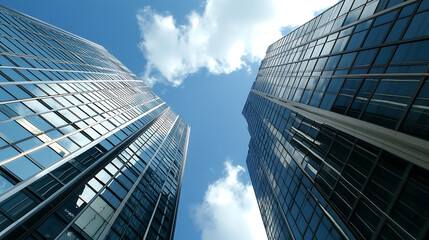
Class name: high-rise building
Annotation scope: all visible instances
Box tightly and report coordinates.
[243,0,429,239]
[0,4,189,240]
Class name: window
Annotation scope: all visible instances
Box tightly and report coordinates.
[364,152,407,211]
[363,23,390,47]
[29,146,62,167]
[36,215,67,239]
[90,197,114,221]
[400,81,429,140]
[347,79,378,117]
[391,39,429,63]
[0,120,32,142]
[338,52,357,68]
[4,156,41,180]
[373,45,395,65]
[0,191,39,219]
[385,17,408,42]
[354,48,377,66]
[363,78,419,128]
[0,175,13,194]
[75,207,106,239]
[28,175,62,199]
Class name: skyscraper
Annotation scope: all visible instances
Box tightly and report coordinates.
[0,4,189,240]
[243,0,429,239]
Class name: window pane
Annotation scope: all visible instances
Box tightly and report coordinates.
[4,156,41,179]
[363,78,418,128]
[75,207,106,239]
[363,23,390,47]
[401,81,429,140]
[403,11,429,39]
[391,40,429,63]
[0,175,13,194]
[385,17,409,42]
[354,49,377,66]
[36,215,67,240]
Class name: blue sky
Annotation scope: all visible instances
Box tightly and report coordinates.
[3,0,337,239]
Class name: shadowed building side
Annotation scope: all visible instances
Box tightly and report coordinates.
[243,0,429,239]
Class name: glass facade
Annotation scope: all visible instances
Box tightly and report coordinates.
[243,0,429,239]
[0,4,189,240]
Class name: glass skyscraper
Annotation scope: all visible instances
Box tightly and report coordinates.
[243,0,429,239]
[0,4,189,240]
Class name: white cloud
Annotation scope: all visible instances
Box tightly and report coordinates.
[193,161,267,240]
[136,0,337,86]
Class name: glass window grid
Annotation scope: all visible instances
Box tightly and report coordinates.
[0,108,185,239]
[0,10,190,238]
[106,120,186,240]
[243,89,429,239]
[244,94,354,240]
[0,97,165,169]
[252,0,429,142]
[0,30,111,72]
[0,14,114,64]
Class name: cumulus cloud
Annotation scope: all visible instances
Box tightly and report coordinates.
[193,161,267,240]
[136,0,337,86]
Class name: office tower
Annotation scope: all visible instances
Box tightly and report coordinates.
[0,4,189,240]
[243,0,429,239]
